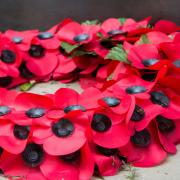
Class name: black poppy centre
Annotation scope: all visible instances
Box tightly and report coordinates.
[126,85,147,94]
[64,105,86,113]
[0,76,12,87]
[12,36,23,44]
[96,145,118,156]
[91,113,112,132]
[38,32,54,40]
[130,105,145,122]
[60,150,81,162]
[13,125,30,140]
[150,91,170,107]
[22,143,44,167]
[0,106,11,116]
[142,58,159,67]
[19,62,34,79]
[26,107,45,118]
[52,118,74,137]
[73,34,89,43]
[131,129,151,147]
[102,97,120,107]
[28,45,45,58]
[0,49,16,63]
[156,115,175,133]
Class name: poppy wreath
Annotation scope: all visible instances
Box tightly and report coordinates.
[0,17,180,180]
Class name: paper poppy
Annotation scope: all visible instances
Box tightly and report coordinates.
[57,21,100,45]
[33,110,89,156]
[119,122,167,167]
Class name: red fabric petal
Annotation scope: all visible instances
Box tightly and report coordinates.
[92,123,130,148]
[43,128,86,155]
[154,20,180,34]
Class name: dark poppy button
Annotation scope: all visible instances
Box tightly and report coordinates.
[102,97,120,107]
[150,91,170,107]
[60,150,80,162]
[156,115,175,133]
[173,60,180,68]
[131,129,151,147]
[19,62,34,79]
[38,32,54,40]
[0,147,3,156]
[130,105,145,122]
[0,106,11,116]
[1,50,16,63]
[142,58,159,67]
[13,125,30,140]
[0,76,12,87]
[107,29,125,36]
[22,143,44,167]
[64,105,86,113]
[0,169,3,175]
[73,34,89,43]
[12,36,23,44]
[52,119,74,137]
[91,113,112,132]
[26,108,45,118]
[96,145,118,156]
[141,70,157,82]
[126,85,147,94]
[28,45,45,58]
[100,40,115,49]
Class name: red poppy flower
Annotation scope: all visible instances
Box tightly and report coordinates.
[0,36,22,78]
[154,20,180,34]
[0,144,49,180]
[86,39,115,58]
[155,114,180,154]
[52,87,102,115]
[122,17,151,34]
[41,143,94,180]
[127,44,160,69]
[126,96,163,132]
[119,122,167,167]
[9,92,54,126]
[136,31,171,48]
[57,21,100,45]
[150,87,180,119]
[90,142,121,176]
[52,53,77,80]
[112,74,153,99]
[159,40,180,62]
[76,55,104,75]
[33,111,89,156]
[48,18,73,35]
[100,18,125,38]
[0,88,19,120]
[5,29,38,51]
[22,35,59,77]
[89,108,131,148]
[0,118,31,154]
[98,87,131,115]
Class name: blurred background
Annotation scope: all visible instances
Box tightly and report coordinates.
[0,0,179,31]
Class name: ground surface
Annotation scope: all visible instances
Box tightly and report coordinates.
[1,81,179,180]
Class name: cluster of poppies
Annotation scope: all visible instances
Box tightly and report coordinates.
[0,17,180,180]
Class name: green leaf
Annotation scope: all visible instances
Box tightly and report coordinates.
[61,42,79,53]
[71,50,97,57]
[118,17,127,25]
[97,32,104,38]
[20,80,36,91]
[105,44,130,64]
[82,19,99,25]
[137,34,150,45]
